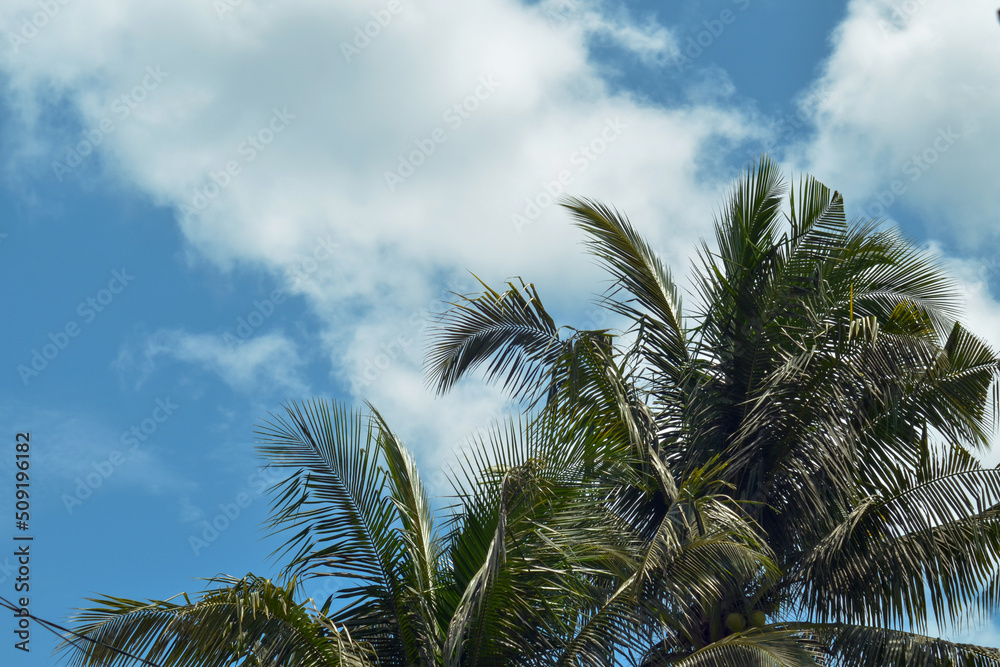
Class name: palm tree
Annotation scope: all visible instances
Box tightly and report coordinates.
[64,157,1000,666]
[426,156,1000,664]
[61,400,793,666]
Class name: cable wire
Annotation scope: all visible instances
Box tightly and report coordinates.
[0,595,165,667]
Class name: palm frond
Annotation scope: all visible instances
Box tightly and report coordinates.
[651,627,822,667]
[368,405,444,665]
[59,575,370,667]
[254,399,407,662]
[425,275,567,402]
[794,465,1000,631]
[562,196,689,383]
[820,623,1000,666]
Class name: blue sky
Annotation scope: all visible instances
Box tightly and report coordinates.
[1,0,999,663]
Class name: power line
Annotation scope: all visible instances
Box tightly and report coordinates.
[0,595,166,667]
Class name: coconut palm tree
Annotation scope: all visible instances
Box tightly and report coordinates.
[426,156,1000,664]
[61,399,796,666]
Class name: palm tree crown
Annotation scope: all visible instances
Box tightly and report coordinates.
[427,156,1000,664]
[63,157,1000,666]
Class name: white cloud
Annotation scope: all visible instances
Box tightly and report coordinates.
[789,0,1000,248]
[927,602,1000,653]
[950,257,1000,352]
[118,329,308,395]
[0,0,764,461]
[534,0,680,67]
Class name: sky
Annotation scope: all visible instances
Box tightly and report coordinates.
[0,0,998,663]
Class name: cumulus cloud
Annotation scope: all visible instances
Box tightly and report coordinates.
[788,0,1000,248]
[0,0,765,462]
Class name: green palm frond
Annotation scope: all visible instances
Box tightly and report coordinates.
[648,627,822,667]
[425,275,568,402]
[254,400,411,664]
[441,414,606,664]
[60,575,370,667]
[819,623,1000,666]
[562,196,689,383]
[369,405,444,665]
[794,464,1000,631]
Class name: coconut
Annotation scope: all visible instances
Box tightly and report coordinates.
[725,613,746,633]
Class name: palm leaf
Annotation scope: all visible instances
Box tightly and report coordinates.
[254,400,407,662]
[820,623,1000,666]
[59,575,370,667]
[425,275,568,402]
